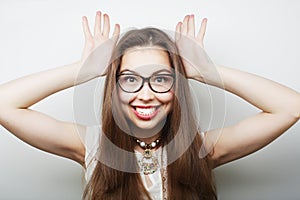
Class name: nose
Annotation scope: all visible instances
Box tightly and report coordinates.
[137,82,155,101]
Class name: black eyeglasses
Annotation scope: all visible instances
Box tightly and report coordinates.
[117,72,175,93]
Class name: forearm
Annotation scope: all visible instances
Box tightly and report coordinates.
[0,62,95,109]
[203,64,300,118]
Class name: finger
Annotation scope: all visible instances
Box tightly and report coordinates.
[111,24,120,43]
[196,18,208,43]
[102,14,110,37]
[175,22,182,41]
[187,14,195,37]
[82,16,93,40]
[182,15,189,35]
[94,11,102,36]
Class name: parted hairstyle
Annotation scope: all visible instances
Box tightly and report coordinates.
[83,27,217,200]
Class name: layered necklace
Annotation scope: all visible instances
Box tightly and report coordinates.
[134,137,161,175]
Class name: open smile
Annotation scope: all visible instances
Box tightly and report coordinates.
[131,105,160,120]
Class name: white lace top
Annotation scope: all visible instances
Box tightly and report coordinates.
[84,126,164,200]
[84,125,205,200]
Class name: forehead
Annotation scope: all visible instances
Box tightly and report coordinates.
[120,47,172,75]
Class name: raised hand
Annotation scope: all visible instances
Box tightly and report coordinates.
[176,15,207,48]
[80,11,120,78]
[175,15,215,83]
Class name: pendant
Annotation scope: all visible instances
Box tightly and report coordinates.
[138,149,159,175]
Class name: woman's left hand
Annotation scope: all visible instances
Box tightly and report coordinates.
[175,15,214,82]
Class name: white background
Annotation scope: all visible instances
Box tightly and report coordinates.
[0,0,299,199]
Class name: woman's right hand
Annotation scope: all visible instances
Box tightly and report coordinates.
[79,11,120,78]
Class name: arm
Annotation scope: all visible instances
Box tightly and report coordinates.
[0,63,86,165]
[176,15,300,168]
[0,11,120,166]
[205,65,300,167]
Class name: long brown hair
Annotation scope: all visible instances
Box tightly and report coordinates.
[83,28,217,199]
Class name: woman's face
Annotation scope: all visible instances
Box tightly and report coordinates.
[117,47,174,133]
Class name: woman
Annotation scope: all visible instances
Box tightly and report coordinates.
[0,11,299,199]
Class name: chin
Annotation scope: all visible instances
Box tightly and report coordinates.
[125,113,168,138]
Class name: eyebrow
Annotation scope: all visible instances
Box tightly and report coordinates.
[119,69,173,75]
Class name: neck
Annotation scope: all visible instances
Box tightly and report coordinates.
[136,132,161,144]
[129,121,164,144]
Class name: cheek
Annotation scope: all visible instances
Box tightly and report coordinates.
[156,91,174,103]
[118,88,135,104]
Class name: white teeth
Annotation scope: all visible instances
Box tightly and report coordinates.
[136,107,156,115]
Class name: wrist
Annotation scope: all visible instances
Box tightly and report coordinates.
[74,60,101,85]
[191,64,224,88]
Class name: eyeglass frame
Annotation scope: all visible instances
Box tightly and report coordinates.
[116,71,175,93]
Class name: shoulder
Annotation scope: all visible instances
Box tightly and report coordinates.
[83,125,102,182]
[84,125,102,167]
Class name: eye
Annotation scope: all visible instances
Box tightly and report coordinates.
[119,74,140,84]
[154,76,165,83]
[125,76,137,82]
[152,75,173,84]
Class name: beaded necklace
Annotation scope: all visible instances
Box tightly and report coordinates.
[134,137,168,199]
[134,137,160,175]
